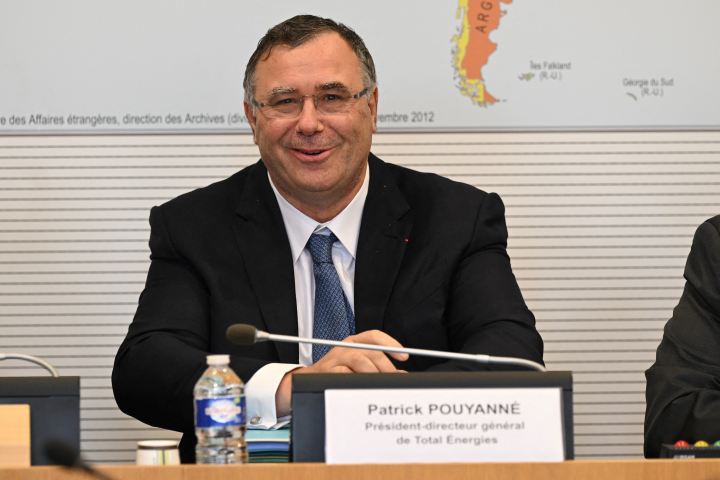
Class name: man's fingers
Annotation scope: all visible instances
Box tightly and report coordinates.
[344,350,383,373]
[313,345,399,373]
[345,330,410,362]
[328,365,353,374]
[342,346,398,373]
[387,351,409,362]
[362,348,399,372]
[307,330,410,374]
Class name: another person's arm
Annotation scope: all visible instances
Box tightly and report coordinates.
[645,218,720,457]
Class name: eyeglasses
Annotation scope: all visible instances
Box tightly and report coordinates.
[252,88,369,119]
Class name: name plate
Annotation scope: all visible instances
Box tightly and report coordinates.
[325,387,565,464]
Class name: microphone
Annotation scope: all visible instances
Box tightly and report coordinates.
[44,438,114,480]
[226,324,546,372]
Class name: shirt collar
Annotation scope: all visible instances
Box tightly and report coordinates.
[269,164,369,264]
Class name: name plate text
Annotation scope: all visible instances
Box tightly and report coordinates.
[324,387,564,464]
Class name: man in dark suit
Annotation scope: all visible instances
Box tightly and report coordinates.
[112,15,543,463]
[645,215,720,457]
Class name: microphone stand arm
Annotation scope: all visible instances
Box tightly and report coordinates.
[257,331,546,372]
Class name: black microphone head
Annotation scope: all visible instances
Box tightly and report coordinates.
[226,324,258,345]
[44,438,81,468]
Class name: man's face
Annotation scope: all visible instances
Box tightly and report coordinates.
[244,32,378,208]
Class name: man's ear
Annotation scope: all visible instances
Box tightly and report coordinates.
[243,101,258,143]
[368,86,379,133]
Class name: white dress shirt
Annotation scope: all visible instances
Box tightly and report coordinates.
[244,165,369,429]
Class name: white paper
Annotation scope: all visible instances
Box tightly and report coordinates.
[325,388,564,464]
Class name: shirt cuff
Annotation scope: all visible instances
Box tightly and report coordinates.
[245,363,301,429]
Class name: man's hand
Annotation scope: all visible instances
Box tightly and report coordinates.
[274,330,408,416]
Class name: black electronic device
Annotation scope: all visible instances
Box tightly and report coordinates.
[0,377,80,465]
[660,444,720,459]
[290,371,573,463]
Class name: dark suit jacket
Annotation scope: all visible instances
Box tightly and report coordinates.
[645,215,720,457]
[112,154,543,462]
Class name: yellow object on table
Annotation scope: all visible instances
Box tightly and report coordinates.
[0,404,31,467]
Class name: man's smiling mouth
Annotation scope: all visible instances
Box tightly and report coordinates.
[292,148,330,156]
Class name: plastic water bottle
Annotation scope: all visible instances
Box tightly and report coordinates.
[194,354,248,464]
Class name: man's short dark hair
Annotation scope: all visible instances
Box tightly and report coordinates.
[243,15,377,109]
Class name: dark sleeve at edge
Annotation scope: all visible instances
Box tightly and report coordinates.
[644,219,720,457]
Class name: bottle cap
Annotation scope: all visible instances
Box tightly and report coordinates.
[206,354,230,365]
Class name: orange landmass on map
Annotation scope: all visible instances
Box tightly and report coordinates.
[460,0,512,103]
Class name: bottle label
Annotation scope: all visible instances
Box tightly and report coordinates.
[195,396,245,427]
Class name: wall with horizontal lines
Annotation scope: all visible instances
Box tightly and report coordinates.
[0,131,717,463]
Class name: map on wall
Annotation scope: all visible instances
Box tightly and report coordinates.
[1,0,719,133]
[453,0,512,107]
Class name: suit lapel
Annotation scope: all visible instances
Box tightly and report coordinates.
[233,161,299,363]
[354,154,412,333]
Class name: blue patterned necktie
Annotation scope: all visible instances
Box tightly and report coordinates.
[307,232,356,363]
